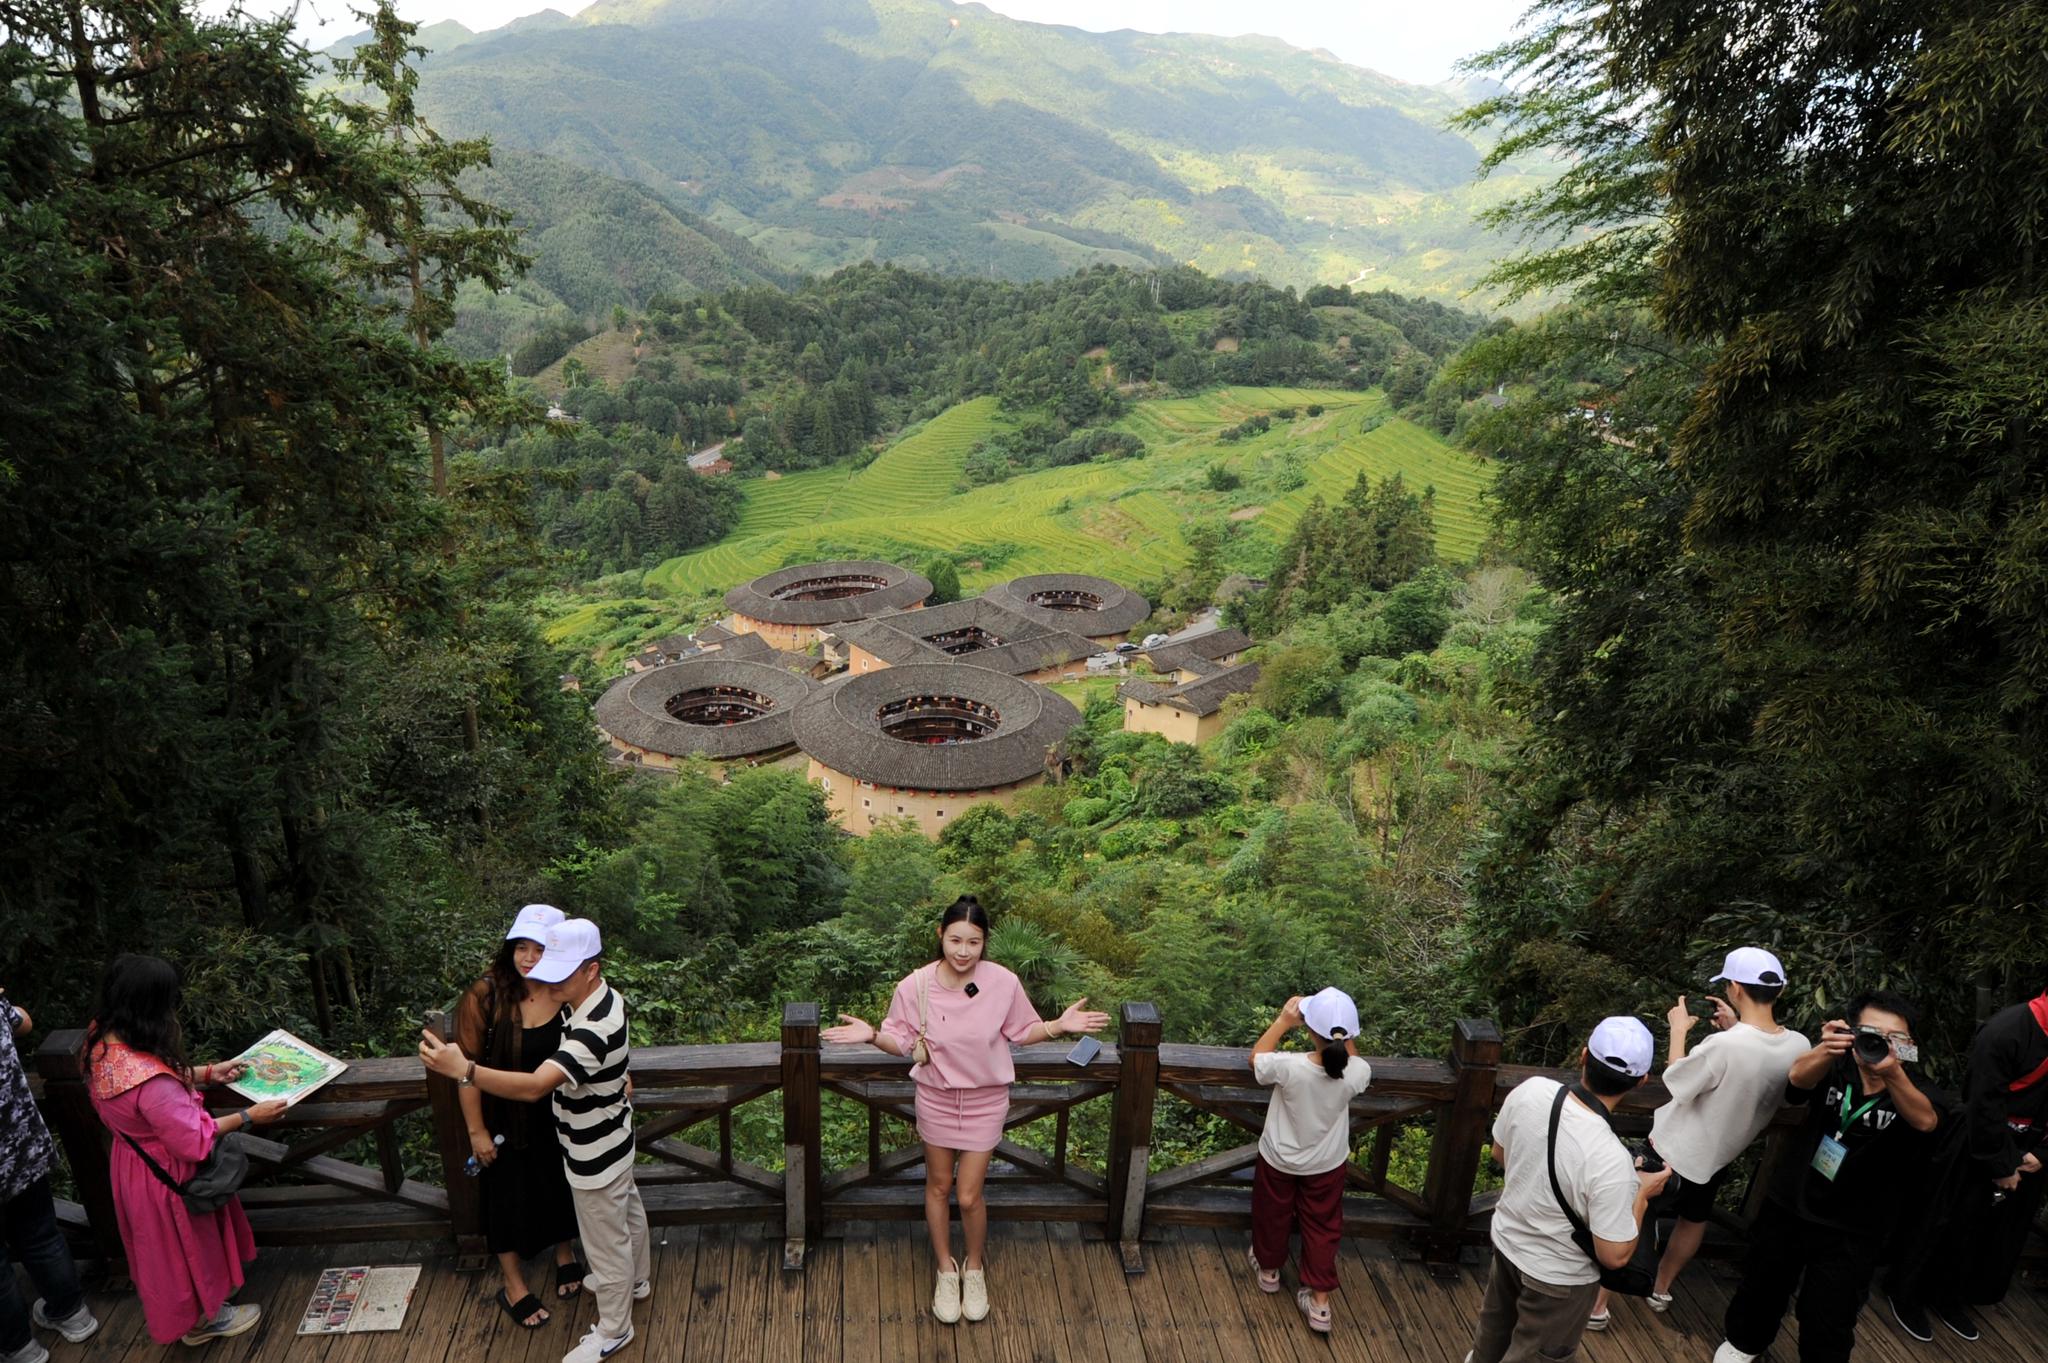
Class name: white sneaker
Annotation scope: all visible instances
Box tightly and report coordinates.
[33,1299,101,1344]
[961,1269,988,1322]
[632,1279,651,1301]
[1712,1344,1759,1363]
[932,1268,962,1325]
[1585,1310,1610,1331]
[563,1323,635,1363]
[1647,1290,1674,1313]
[1,1339,50,1363]
[181,1303,260,1346]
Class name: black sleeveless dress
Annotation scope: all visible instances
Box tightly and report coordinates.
[478,1011,581,1259]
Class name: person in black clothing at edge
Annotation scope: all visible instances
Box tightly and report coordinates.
[1712,990,1941,1363]
[1883,984,2048,1344]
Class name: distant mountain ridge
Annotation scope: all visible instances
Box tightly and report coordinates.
[345,0,1541,303]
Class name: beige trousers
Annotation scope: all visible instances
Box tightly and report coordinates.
[568,1164,650,1339]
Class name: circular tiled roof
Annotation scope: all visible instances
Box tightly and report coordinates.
[981,574,1150,635]
[593,658,820,760]
[789,663,1081,791]
[724,560,933,627]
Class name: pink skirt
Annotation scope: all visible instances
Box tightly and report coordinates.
[914,1083,1010,1152]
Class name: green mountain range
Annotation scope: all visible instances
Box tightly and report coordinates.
[357,0,1540,307]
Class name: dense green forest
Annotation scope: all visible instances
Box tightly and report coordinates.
[475,265,1484,575]
[5,0,2042,1144]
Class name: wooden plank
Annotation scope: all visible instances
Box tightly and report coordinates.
[718,1224,774,1360]
[801,1214,845,1361]
[1359,1253,1458,1363]
[1349,1250,1453,1363]
[635,1223,701,1363]
[1160,1045,1454,1094]
[682,1223,737,1362]
[841,1220,884,1363]
[1195,1225,1316,1363]
[644,1136,785,1197]
[1114,1224,1194,1363]
[887,1220,955,1363]
[756,1222,809,1363]
[1145,1229,1236,1361]
[1144,1141,1262,1197]
[984,1221,1061,1363]
[1045,1221,1143,1363]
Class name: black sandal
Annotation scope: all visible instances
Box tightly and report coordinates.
[556,1261,587,1300]
[496,1289,549,1328]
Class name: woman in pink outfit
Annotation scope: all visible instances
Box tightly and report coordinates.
[823,897,1107,1327]
[87,956,285,1347]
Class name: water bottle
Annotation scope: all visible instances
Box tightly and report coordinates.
[463,1133,505,1177]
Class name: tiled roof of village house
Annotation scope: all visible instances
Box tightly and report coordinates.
[828,596,1100,677]
[1118,661,1262,717]
[981,574,1151,635]
[789,663,1082,791]
[1143,627,1253,675]
[724,560,933,627]
[593,658,821,759]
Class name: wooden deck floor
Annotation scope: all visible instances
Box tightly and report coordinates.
[33,1223,2048,1363]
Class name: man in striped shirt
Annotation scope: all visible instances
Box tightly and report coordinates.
[422,919,647,1363]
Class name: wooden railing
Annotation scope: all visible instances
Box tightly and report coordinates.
[33,1004,1812,1275]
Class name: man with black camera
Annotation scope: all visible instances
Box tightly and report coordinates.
[1713,990,1940,1363]
[1463,1017,1673,1363]
[1883,984,2048,1343]
[1586,947,1808,1330]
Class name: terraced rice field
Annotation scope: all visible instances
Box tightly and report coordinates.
[642,386,1492,603]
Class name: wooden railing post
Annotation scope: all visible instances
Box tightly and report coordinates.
[1106,1001,1160,1274]
[422,1010,486,1267]
[34,1030,122,1267]
[1419,1018,1501,1264]
[781,1002,822,1270]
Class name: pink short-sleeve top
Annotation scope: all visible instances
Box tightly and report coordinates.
[879,960,1044,1092]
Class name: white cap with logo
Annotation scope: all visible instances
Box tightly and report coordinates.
[1587,1016,1656,1078]
[1709,946,1787,988]
[528,918,603,984]
[1299,987,1360,1041]
[505,903,566,943]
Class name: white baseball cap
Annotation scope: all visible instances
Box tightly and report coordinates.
[1587,1016,1655,1078]
[527,918,603,984]
[505,903,566,943]
[1300,987,1360,1041]
[1709,946,1787,988]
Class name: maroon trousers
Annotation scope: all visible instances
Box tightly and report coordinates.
[1251,1154,1346,1291]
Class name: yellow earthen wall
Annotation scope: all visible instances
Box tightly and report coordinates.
[808,759,1042,838]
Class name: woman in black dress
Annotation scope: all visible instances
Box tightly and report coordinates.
[455,905,585,1328]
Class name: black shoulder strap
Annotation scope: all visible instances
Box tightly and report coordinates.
[119,1129,187,1196]
[1545,1084,1592,1239]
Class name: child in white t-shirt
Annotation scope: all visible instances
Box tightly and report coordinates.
[1247,987,1373,1336]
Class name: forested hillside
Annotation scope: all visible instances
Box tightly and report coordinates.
[476,263,1487,579]
[330,0,1555,305]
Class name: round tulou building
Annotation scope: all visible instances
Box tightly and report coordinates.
[980,573,1150,643]
[593,658,820,773]
[723,559,933,650]
[789,662,1081,836]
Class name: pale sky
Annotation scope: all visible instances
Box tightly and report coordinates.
[263,0,1530,86]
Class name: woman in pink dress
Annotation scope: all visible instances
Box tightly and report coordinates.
[87,955,286,1346]
[823,897,1107,1326]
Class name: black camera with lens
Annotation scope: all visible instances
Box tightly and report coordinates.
[1852,1029,1893,1065]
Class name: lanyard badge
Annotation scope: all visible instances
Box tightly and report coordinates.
[1813,1087,1883,1182]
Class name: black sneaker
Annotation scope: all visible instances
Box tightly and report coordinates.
[1933,1303,1980,1341]
[1890,1294,1934,1343]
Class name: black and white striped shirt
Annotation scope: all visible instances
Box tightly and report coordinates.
[545,982,634,1189]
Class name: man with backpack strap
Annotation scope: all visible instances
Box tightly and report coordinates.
[1462,1017,1672,1363]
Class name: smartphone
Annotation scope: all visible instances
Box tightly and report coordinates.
[1065,1035,1102,1067]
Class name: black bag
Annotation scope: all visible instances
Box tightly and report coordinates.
[1544,1083,1659,1296]
[121,1128,252,1216]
